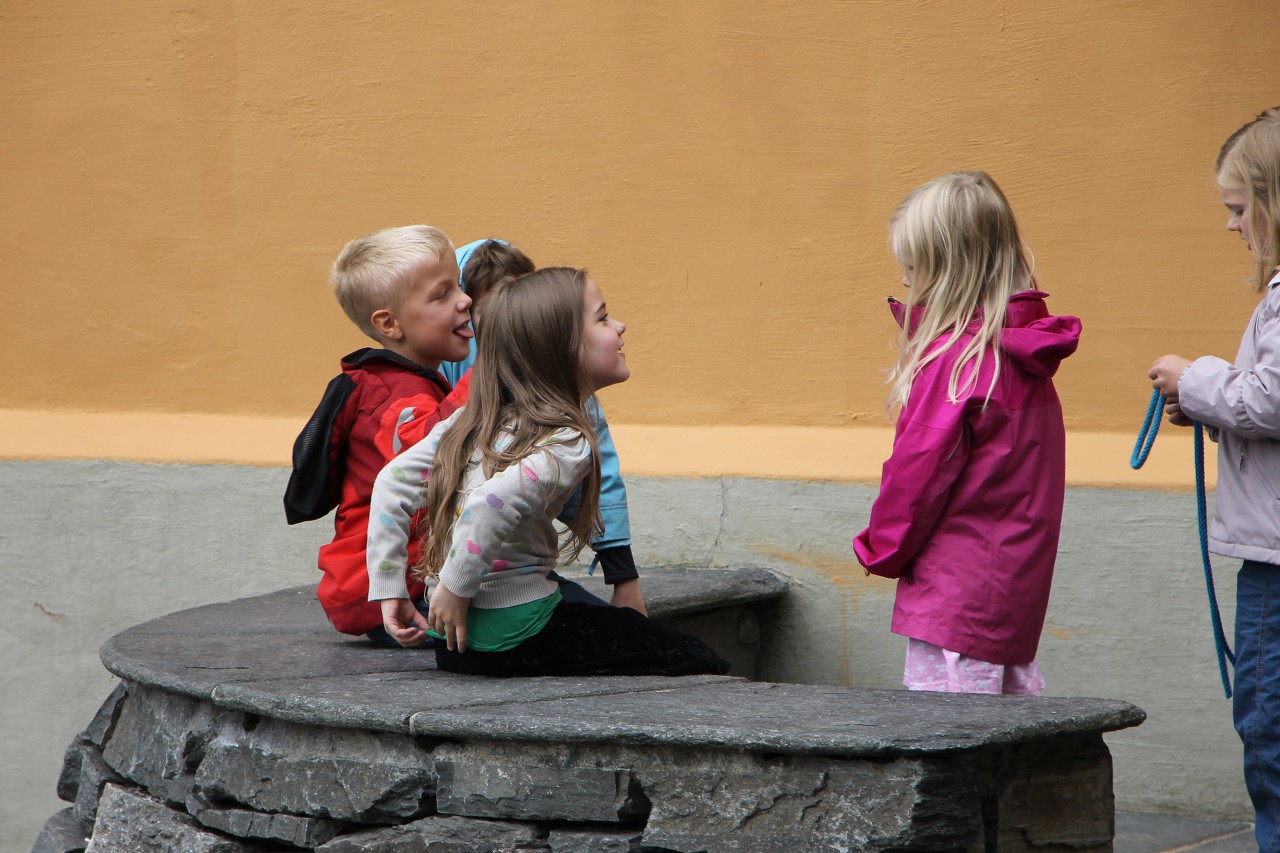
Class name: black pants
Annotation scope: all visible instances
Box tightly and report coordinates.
[366,571,604,649]
[434,600,730,678]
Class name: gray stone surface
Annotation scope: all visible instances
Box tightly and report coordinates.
[101,685,239,805]
[212,671,735,733]
[57,685,128,804]
[428,739,981,851]
[982,734,1114,850]
[56,740,92,804]
[98,587,438,700]
[99,569,782,710]
[71,748,125,832]
[637,747,981,852]
[101,630,439,701]
[1189,835,1264,853]
[74,576,1153,851]
[409,680,1145,756]
[434,742,646,823]
[81,683,129,747]
[188,797,347,847]
[192,713,436,823]
[547,827,644,853]
[314,815,548,852]
[1113,812,1256,853]
[31,808,88,853]
[85,784,251,853]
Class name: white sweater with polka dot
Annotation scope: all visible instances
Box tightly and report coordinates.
[366,410,592,610]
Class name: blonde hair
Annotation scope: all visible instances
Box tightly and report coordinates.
[330,225,454,340]
[1216,107,1280,293]
[417,267,601,580]
[887,171,1036,409]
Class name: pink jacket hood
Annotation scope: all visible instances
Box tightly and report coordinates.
[888,290,1080,378]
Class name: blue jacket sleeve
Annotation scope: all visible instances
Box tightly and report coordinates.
[589,397,632,550]
[555,397,638,583]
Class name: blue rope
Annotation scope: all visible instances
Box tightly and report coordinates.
[1130,390,1161,468]
[1133,389,1235,698]
[1193,420,1236,698]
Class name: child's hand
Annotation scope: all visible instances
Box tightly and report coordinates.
[427,583,471,653]
[380,599,430,648]
[609,578,648,616]
[1149,355,1192,399]
[1163,399,1194,428]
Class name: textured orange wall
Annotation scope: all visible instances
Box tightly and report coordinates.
[3,1,1279,437]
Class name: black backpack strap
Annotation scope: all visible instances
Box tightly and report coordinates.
[283,373,356,524]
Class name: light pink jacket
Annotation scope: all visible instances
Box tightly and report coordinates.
[853,291,1081,665]
[1178,272,1280,565]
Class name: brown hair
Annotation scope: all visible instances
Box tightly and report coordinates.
[461,240,536,311]
[417,267,601,579]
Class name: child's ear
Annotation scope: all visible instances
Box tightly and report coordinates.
[369,308,403,341]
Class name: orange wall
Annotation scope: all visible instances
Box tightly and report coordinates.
[3,1,1279,446]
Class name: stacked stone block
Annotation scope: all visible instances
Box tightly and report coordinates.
[38,680,1136,852]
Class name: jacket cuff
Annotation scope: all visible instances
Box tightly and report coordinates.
[1176,362,1195,395]
[594,545,639,584]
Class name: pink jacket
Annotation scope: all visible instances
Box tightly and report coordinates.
[853,291,1081,665]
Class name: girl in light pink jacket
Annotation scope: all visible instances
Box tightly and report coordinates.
[854,171,1081,696]
[1149,108,1280,853]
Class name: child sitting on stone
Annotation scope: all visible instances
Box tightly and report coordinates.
[366,266,725,675]
[442,238,645,614]
[284,225,474,644]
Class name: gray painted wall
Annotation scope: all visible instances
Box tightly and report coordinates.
[0,460,1248,851]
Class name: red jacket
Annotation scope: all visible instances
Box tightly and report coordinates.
[853,291,1081,664]
[285,349,468,634]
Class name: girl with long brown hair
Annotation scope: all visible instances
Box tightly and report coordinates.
[365,266,726,677]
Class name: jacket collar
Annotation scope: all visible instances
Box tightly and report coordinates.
[340,347,451,392]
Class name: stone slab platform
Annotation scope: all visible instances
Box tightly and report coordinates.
[99,568,1140,756]
[98,568,787,729]
[65,568,1150,851]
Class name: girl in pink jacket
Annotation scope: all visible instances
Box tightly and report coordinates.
[853,171,1082,696]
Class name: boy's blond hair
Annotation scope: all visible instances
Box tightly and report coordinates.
[331,225,454,341]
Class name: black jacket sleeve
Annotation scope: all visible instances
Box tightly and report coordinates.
[283,373,355,525]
